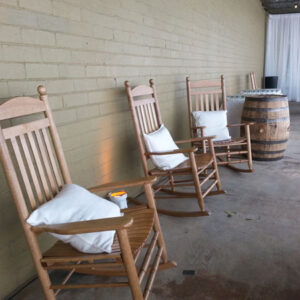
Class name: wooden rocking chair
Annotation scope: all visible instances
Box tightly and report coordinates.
[125,79,224,218]
[250,72,257,89]
[0,86,176,300]
[186,75,253,173]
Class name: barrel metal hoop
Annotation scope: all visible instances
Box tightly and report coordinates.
[251,139,288,145]
[253,156,284,161]
[242,117,290,123]
[245,97,287,102]
[243,107,289,112]
[252,149,285,154]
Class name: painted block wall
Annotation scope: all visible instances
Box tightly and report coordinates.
[0,0,265,297]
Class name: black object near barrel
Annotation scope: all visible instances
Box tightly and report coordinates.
[242,95,290,161]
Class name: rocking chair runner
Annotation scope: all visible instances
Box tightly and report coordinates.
[186,75,253,173]
[0,86,175,300]
[125,79,224,218]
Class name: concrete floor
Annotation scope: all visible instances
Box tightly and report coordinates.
[11,103,300,300]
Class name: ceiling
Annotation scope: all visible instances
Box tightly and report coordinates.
[261,0,300,14]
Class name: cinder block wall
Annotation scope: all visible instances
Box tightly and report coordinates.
[0,0,265,297]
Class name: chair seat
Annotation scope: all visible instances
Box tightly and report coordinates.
[213,136,246,146]
[193,136,246,147]
[149,153,214,175]
[41,207,154,264]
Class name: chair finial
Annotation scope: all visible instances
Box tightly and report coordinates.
[124,81,130,88]
[37,85,47,96]
[149,79,154,86]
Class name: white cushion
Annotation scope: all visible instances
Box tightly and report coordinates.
[192,110,231,141]
[143,124,188,170]
[27,184,121,254]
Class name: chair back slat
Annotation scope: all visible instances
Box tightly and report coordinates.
[149,103,159,129]
[133,98,156,107]
[139,105,149,133]
[125,79,163,174]
[0,86,71,219]
[143,105,151,133]
[135,106,145,134]
[194,95,199,111]
[131,85,154,97]
[126,81,162,136]
[189,79,220,89]
[205,94,209,111]
[27,131,52,200]
[145,104,154,132]
[4,115,62,210]
[3,119,50,140]
[0,97,47,121]
[215,93,219,110]
[145,102,158,134]
[200,94,204,110]
[41,127,63,188]
[209,94,214,110]
[19,134,44,205]
[10,136,38,210]
[187,77,226,112]
[35,129,58,194]
[190,89,222,96]
[186,75,227,137]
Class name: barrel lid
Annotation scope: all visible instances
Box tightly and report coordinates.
[245,94,288,101]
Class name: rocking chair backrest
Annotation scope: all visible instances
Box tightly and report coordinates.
[186,75,226,137]
[0,86,71,221]
[125,79,163,174]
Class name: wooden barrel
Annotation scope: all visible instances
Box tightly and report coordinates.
[242,95,290,161]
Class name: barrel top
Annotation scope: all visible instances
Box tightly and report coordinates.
[245,94,288,102]
[245,94,287,98]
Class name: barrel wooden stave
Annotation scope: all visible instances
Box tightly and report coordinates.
[242,95,290,161]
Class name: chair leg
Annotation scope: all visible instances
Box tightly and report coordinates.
[37,266,55,300]
[144,183,168,263]
[27,232,55,300]
[245,125,253,171]
[226,145,231,162]
[189,152,205,211]
[169,174,175,192]
[200,127,206,153]
[118,229,143,300]
[208,139,222,191]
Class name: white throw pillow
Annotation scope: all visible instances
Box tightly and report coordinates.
[27,184,121,254]
[143,124,188,170]
[192,110,231,141]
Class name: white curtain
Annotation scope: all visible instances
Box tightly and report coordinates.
[265,14,300,102]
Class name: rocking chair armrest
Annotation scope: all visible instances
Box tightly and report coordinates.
[227,122,254,127]
[175,136,216,144]
[145,147,198,156]
[31,215,133,235]
[192,126,206,130]
[89,176,157,193]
